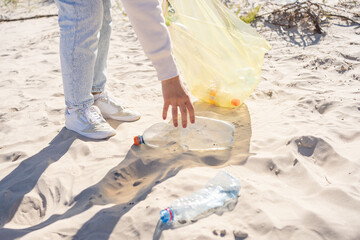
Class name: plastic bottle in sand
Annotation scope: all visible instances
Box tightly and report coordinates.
[134,116,235,151]
[159,171,241,227]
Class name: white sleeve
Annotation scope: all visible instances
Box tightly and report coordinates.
[121,0,179,81]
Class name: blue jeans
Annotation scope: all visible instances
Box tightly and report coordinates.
[55,0,112,109]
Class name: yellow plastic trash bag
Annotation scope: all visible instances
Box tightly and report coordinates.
[162,0,271,108]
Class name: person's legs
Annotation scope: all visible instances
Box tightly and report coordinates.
[92,0,112,93]
[91,0,141,122]
[55,0,116,139]
[56,0,104,109]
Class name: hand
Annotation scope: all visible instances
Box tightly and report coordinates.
[162,75,195,128]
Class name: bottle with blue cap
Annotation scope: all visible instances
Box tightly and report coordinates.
[159,171,241,227]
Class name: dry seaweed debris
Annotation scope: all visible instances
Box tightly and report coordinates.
[258,0,360,34]
[267,1,326,34]
[0,14,57,22]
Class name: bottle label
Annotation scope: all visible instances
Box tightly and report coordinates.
[166,207,174,222]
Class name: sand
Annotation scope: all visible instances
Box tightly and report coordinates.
[0,0,359,239]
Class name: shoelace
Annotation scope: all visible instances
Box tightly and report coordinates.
[83,106,104,124]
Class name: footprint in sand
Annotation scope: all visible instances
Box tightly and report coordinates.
[267,161,281,176]
[132,180,142,187]
[295,136,318,157]
[0,151,26,162]
[233,230,248,239]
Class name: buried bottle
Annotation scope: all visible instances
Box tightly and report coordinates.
[159,171,241,227]
[134,116,235,151]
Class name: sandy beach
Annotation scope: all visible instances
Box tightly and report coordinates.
[0,0,359,239]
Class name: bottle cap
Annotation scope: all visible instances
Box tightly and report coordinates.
[231,99,241,107]
[134,136,144,145]
[159,208,174,223]
[210,89,217,97]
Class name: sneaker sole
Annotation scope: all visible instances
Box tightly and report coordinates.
[102,114,141,122]
[65,126,116,140]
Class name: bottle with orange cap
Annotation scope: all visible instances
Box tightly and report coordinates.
[134,116,234,151]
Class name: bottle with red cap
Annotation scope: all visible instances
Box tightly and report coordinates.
[134,116,235,151]
[159,171,241,227]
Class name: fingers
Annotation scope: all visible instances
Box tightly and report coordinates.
[163,101,169,120]
[164,97,194,128]
[172,104,178,127]
[186,100,195,124]
[180,103,188,128]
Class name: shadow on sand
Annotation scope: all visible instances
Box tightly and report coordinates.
[0,102,252,240]
[0,128,77,228]
[263,22,323,47]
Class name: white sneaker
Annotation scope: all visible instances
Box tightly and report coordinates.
[94,91,141,122]
[65,105,116,139]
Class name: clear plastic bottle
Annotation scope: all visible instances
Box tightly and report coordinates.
[159,171,241,227]
[134,116,235,151]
